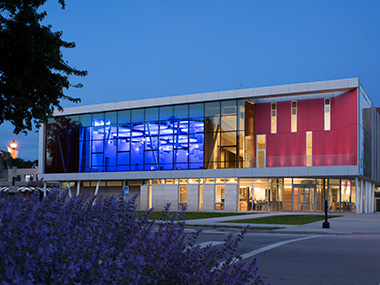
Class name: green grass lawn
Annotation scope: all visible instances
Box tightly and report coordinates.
[226,214,343,225]
[136,211,253,220]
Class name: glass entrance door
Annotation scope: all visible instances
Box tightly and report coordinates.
[293,185,316,211]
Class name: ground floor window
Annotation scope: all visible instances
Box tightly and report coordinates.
[179,185,188,209]
[235,178,357,212]
[341,179,356,212]
[215,185,225,210]
[269,183,283,211]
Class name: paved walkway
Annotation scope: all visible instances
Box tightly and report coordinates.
[185,212,380,235]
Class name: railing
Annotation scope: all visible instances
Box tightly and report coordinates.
[245,154,356,168]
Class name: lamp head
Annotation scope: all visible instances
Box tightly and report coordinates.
[10,140,17,149]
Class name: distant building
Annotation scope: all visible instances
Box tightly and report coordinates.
[39,78,380,213]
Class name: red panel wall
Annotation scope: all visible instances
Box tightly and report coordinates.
[313,89,357,165]
[253,89,358,167]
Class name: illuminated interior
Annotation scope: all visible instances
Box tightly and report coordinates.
[45,100,251,173]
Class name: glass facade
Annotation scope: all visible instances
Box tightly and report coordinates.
[42,82,380,215]
[45,100,254,173]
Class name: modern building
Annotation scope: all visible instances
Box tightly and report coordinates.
[39,78,380,213]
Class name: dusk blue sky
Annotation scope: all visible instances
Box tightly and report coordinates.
[1,0,379,161]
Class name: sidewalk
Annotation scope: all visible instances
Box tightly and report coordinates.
[185,212,380,235]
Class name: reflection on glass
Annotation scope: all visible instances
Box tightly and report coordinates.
[159,106,173,120]
[189,103,204,118]
[174,104,188,119]
[205,102,220,117]
[45,100,247,173]
[145,107,158,121]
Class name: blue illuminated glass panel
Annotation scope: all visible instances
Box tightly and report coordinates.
[160,106,173,120]
[190,103,204,118]
[131,109,144,122]
[174,105,188,119]
[47,102,209,173]
[145,107,158,121]
[118,110,130,124]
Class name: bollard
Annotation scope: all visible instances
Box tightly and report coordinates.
[322,199,330,228]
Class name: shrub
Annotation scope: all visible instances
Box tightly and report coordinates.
[0,191,264,284]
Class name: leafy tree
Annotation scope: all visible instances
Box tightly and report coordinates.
[0,192,265,284]
[0,0,87,134]
[4,157,37,168]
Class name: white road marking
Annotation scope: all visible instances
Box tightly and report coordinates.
[239,235,321,260]
[218,235,321,268]
[185,241,225,252]
[197,241,225,249]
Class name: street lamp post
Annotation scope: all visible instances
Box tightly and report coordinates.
[10,140,17,186]
[322,199,330,228]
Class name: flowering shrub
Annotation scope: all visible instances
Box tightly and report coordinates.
[0,191,264,284]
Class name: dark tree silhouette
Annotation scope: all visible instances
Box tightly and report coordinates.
[0,0,87,134]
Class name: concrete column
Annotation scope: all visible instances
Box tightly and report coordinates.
[368,182,371,213]
[94,180,100,196]
[164,185,178,210]
[76,181,81,197]
[362,181,368,213]
[360,180,364,213]
[43,181,47,198]
[203,184,215,211]
[371,183,375,213]
[140,185,148,210]
[152,185,165,211]
[367,182,370,213]
[369,183,375,213]
[225,184,238,211]
[187,184,199,211]
[365,182,369,213]
[67,181,72,198]
[355,178,359,214]
[92,180,100,206]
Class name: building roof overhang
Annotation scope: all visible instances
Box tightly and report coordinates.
[55,78,359,116]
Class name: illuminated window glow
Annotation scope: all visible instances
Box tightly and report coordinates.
[306,131,312,166]
[291,101,297,132]
[256,134,266,168]
[179,185,188,209]
[215,185,225,210]
[271,103,277,133]
[324,98,331,131]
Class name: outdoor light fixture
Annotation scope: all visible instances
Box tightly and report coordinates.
[8,140,18,187]
[10,140,17,149]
